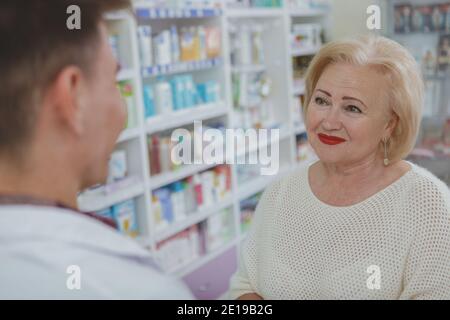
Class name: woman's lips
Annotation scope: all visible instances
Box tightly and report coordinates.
[318,133,347,145]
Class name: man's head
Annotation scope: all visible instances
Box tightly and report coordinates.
[0,0,130,191]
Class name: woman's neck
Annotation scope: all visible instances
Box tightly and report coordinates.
[318,154,387,189]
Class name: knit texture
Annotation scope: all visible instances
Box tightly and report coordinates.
[229,161,450,300]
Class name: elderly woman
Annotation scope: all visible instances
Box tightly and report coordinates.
[229,35,450,300]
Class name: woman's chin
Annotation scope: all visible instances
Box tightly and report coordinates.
[313,152,344,164]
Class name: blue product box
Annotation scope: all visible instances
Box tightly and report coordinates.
[183,75,194,108]
[111,200,138,237]
[153,188,174,224]
[143,85,156,118]
[206,81,219,103]
[170,77,185,110]
[196,83,207,104]
[95,207,113,220]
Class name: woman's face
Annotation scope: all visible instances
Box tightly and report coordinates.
[306,62,395,167]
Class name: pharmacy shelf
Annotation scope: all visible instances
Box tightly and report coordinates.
[135,235,152,248]
[293,78,306,96]
[117,127,140,143]
[101,3,331,287]
[231,64,266,74]
[291,46,321,57]
[78,179,145,212]
[105,10,130,21]
[116,68,135,82]
[146,101,228,134]
[239,232,249,244]
[141,57,223,78]
[234,125,291,159]
[289,7,328,17]
[237,166,291,201]
[293,86,305,96]
[154,196,233,243]
[226,8,284,18]
[171,237,240,278]
[294,158,317,172]
[135,6,222,20]
[150,163,218,190]
[294,123,307,135]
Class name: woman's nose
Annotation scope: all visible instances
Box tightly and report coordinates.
[322,107,342,131]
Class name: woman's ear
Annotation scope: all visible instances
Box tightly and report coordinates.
[384,111,399,138]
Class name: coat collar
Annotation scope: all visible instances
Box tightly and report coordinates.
[0,205,154,263]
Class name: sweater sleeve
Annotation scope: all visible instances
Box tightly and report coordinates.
[400,176,450,300]
[228,179,282,300]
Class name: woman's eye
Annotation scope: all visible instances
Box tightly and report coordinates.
[346,105,362,113]
[315,97,328,105]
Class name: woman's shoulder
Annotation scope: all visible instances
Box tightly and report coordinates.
[408,161,450,197]
[258,161,310,195]
[406,161,450,216]
[251,163,312,226]
[270,161,311,192]
[404,162,450,252]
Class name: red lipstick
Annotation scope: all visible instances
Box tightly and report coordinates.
[318,133,346,145]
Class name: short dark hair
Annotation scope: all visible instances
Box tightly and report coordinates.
[0,0,130,160]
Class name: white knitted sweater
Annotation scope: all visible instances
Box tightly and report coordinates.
[229,161,450,300]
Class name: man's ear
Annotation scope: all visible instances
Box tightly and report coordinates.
[45,65,87,136]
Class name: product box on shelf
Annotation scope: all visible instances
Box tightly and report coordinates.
[112,199,139,237]
[151,165,232,231]
[138,25,153,68]
[291,23,322,50]
[93,199,139,238]
[204,208,234,252]
[155,225,202,272]
[107,149,128,183]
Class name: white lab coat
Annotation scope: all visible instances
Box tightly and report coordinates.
[0,205,193,299]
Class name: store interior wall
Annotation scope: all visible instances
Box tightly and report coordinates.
[330,0,384,40]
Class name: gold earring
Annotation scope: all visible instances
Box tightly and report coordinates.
[383,138,389,166]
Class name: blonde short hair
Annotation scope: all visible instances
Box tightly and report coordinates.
[304,35,424,163]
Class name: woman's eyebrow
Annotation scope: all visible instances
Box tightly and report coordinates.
[316,88,368,110]
[316,89,332,97]
[342,96,368,109]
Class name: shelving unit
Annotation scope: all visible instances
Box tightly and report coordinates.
[141,57,224,77]
[146,101,228,134]
[78,180,145,212]
[237,165,291,201]
[135,6,223,19]
[230,64,266,73]
[117,127,141,143]
[291,45,321,57]
[76,1,331,300]
[289,8,328,17]
[154,195,233,243]
[173,237,239,278]
[292,77,306,95]
[150,163,218,189]
[116,68,136,82]
[226,8,284,18]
